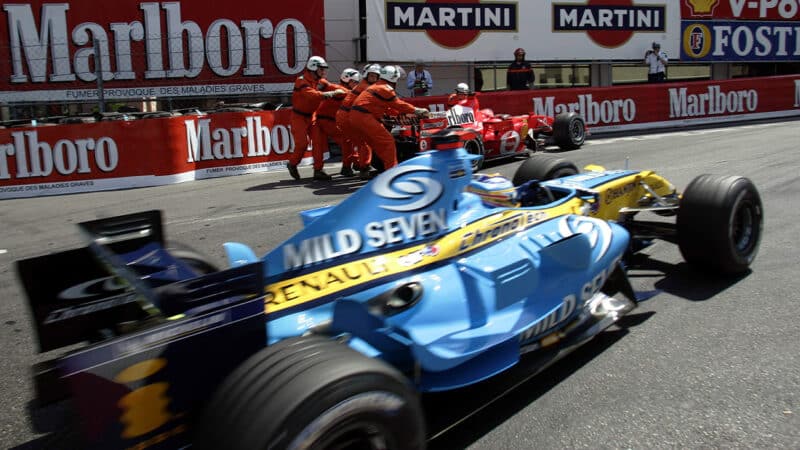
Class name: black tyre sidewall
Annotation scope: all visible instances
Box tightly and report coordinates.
[552,112,585,150]
[677,174,763,274]
[195,336,424,450]
[512,154,578,186]
[464,139,484,170]
[279,374,424,450]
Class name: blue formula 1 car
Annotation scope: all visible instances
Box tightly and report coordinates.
[18,132,763,450]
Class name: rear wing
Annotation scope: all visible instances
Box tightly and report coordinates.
[382,112,448,130]
[17,210,264,353]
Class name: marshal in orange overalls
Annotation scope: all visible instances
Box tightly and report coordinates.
[350,80,417,170]
[312,82,348,169]
[289,70,332,171]
[336,78,372,170]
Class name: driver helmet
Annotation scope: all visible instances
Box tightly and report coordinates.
[467,173,520,208]
[514,48,526,57]
[455,82,470,94]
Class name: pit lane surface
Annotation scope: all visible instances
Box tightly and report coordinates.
[1,119,798,449]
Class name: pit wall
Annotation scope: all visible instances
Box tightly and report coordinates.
[2,75,798,199]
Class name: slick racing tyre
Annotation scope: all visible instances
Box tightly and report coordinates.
[167,241,219,275]
[677,174,763,275]
[552,112,586,150]
[464,138,485,171]
[195,335,425,450]
[512,154,578,186]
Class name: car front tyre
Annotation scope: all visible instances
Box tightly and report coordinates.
[552,112,585,150]
[512,154,578,186]
[677,174,763,275]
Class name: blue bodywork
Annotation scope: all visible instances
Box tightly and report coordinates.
[224,148,634,392]
[17,146,642,449]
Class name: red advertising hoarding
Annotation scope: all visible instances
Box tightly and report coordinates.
[409,75,800,132]
[2,75,799,199]
[681,0,800,20]
[0,0,325,102]
[0,109,313,198]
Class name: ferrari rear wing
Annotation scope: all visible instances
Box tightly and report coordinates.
[17,210,264,353]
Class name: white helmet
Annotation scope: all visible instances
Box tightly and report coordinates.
[340,68,361,84]
[362,63,381,77]
[306,56,329,72]
[455,82,470,94]
[379,65,402,83]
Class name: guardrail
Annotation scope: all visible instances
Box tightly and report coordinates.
[1,75,798,199]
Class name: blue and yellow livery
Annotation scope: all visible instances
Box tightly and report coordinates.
[16,131,762,450]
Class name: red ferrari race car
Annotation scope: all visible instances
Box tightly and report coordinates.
[384,101,587,169]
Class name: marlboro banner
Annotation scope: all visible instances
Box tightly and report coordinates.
[408,75,800,132]
[0,109,320,198]
[0,0,326,102]
[1,75,799,199]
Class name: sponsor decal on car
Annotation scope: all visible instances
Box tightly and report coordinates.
[266,207,573,314]
[281,209,448,270]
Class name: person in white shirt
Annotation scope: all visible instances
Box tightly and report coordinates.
[644,42,668,82]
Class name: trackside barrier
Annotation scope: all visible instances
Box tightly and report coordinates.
[1,75,798,199]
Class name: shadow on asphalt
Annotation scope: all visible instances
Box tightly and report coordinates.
[625,252,752,302]
[423,320,653,450]
[244,175,368,196]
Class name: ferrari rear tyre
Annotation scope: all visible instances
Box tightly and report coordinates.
[552,112,585,150]
[168,241,219,275]
[677,174,763,275]
[512,154,578,186]
[464,139,485,170]
[195,335,425,450]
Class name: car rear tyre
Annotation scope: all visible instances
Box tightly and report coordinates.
[552,112,585,150]
[677,174,763,275]
[167,241,219,275]
[464,138,485,171]
[194,335,425,450]
[512,154,578,186]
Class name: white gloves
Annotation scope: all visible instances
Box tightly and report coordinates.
[414,107,429,117]
[322,89,346,99]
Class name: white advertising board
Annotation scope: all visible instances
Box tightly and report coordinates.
[366,0,681,61]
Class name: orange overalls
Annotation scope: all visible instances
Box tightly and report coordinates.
[336,78,371,169]
[289,71,331,170]
[350,80,417,170]
[312,82,347,167]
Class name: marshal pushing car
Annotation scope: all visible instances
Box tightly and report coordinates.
[18,131,762,450]
[385,100,587,169]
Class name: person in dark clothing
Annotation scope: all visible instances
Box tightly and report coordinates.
[506,48,534,90]
[474,67,484,92]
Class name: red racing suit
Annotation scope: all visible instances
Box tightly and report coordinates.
[350,80,417,170]
[336,78,372,169]
[289,70,332,170]
[446,93,484,123]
